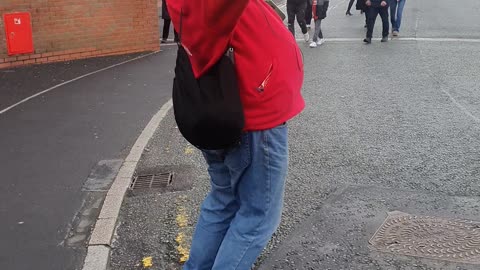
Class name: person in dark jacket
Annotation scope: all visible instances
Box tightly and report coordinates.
[363,0,389,44]
[161,0,178,43]
[309,0,329,48]
[287,0,310,42]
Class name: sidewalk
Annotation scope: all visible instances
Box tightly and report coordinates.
[0,47,177,270]
[108,1,480,269]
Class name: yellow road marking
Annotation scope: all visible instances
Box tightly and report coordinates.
[175,195,190,263]
[184,146,195,155]
[142,256,153,268]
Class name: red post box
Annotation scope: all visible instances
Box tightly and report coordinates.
[3,12,34,55]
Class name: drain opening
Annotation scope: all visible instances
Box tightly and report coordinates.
[130,172,174,190]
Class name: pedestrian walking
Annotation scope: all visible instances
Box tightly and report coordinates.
[287,0,310,41]
[363,0,389,44]
[346,0,355,15]
[389,0,406,36]
[161,0,178,43]
[166,1,305,269]
[310,0,329,48]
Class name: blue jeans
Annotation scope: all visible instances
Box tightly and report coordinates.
[390,0,406,32]
[184,124,289,270]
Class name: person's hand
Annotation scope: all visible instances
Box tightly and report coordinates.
[366,0,372,6]
[380,1,387,6]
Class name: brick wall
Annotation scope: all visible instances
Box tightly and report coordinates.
[0,0,160,69]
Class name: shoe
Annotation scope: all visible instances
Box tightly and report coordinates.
[381,36,389,42]
[161,39,167,43]
[392,31,399,37]
[309,41,317,48]
[317,39,324,45]
[346,11,353,16]
[304,32,310,42]
[363,38,372,44]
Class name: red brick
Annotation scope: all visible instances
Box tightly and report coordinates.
[17,55,31,61]
[0,62,12,69]
[23,59,36,65]
[47,56,61,61]
[4,56,18,62]
[29,54,42,59]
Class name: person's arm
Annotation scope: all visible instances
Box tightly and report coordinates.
[204,0,250,33]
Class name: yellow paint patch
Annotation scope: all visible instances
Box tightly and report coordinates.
[184,146,195,155]
[142,256,153,268]
[175,196,190,263]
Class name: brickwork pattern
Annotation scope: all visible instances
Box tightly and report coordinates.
[0,0,160,68]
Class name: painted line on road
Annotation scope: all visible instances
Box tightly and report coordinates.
[440,88,480,124]
[81,99,173,270]
[295,37,480,43]
[0,51,158,115]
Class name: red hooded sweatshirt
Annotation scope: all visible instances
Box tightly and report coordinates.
[167,0,305,131]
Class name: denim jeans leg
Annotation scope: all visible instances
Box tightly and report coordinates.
[184,148,244,270]
[396,0,406,31]
[389,0,398,31]
[212,125,289,270]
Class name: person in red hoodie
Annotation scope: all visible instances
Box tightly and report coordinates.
[166,1,305,269]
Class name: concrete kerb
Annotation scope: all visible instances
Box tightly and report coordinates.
[82,100,173,270]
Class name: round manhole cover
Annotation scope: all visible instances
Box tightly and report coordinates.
[370,211,480,264]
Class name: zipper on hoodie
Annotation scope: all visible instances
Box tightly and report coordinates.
[256,64,273,93]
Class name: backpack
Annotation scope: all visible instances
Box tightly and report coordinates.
[172,11,244,150]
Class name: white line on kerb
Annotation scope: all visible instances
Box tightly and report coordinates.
[295,37,480,43]
[82,99,173,270]
[0,51,158,115]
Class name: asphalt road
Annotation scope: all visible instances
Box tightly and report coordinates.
[0,50,177,270]
[110,0,480,269]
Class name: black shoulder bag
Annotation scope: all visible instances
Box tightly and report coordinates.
[172,9,244,150]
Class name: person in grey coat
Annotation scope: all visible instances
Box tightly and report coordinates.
[309,0,329,48]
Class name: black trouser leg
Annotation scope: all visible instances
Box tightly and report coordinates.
[347,0,355,13]
[162,19,171,40]
[379,7,390,37]
[296,1,308,34]
[306,0,312,26]
[366,7,379,38]
[287,1,296,36]
[173,29,179,42]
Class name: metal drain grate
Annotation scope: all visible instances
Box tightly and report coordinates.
[130,173,174,190]
[370,211,480,264]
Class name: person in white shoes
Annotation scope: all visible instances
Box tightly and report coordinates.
[310,0,329,48]
[287,0,310,42]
